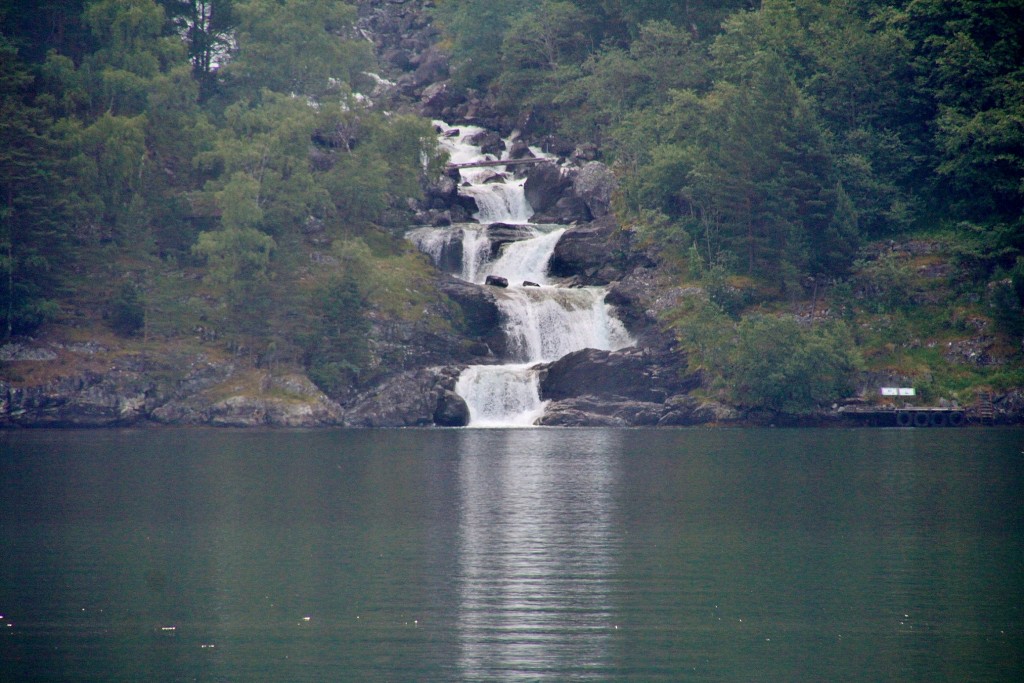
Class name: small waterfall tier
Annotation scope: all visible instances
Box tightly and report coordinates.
[436,122,534,224]
[410,123,634,426]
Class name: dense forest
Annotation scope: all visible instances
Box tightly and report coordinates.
[1,0,1022,423]
[1,0,450,393]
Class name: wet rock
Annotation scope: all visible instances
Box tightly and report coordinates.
[485,275,509,288]
[485,223,534,257]
[509,139,535,160]
[343,367,456,428]
[572,161,617,219]
[537,395,664,426]
[533,194,590,224]
[436,277,504,353]
[539,348,662,403]
[548,215,622,283]
[434,389,470,426]
[657,395,740,426]
[536,404,629,427]
[467,129,505,157]
[524,162,573,215]
[425,174,458,208]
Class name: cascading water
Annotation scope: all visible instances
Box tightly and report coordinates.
[413,123,632,426]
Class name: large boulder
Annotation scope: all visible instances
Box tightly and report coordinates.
[508,139,535,160]
[424,174,458,209]
[485,222,534,258]
[436,276,505,355]
[153,370,344,427]
[413,45,450,87]
[467,129,505,157]
[572,161,617,219]
[657,395,740,426]
[524,162,573,215]
[548,215,623,282]
[434,389,470,426]
[343,368,441,427]
[419,80,464,118]
[605,265,693,342]
[343,366,467,428]
[539,347,662,402]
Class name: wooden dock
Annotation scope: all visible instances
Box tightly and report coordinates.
[837,406,967,427]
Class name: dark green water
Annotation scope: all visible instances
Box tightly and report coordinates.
[1,428,1021,682]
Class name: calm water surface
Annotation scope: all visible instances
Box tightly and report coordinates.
[1,428,1022,681]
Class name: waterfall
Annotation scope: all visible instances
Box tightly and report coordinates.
[461,178,534,224]
[411,122,633,427]
[454,365,547,427]
[481,228,563,286]
[436,123,534,225]
[497,287,632,363]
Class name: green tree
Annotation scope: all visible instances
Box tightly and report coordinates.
[108,280,145,336]
[196,90,327,238]
[684,54,849,283]
[728,315,861,413]
[433,0,524,88]
[226,0,371,98]
[901,0,1019,231]
[82,0,184,115]
[159,0,235,97]
[0,38,65,337]
[305,240,373,395]
[61,112,148,242]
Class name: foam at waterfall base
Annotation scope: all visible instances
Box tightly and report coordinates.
[455,364,548,428]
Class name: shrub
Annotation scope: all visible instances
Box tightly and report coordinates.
[109,282,144,336]
[727,315,862,413]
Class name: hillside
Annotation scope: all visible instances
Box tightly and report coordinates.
[1,0,1021,427]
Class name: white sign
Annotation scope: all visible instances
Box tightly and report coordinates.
[881,387,915,396]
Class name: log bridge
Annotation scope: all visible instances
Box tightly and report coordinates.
[446,157,549,171]
[837,405,967,427]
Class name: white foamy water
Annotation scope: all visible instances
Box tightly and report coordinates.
[481,228,563,286]
[411,123,633,427]
[435,121,534,225]
[462,178,533,224]
[497,287,633,363]
[454,364,548,427]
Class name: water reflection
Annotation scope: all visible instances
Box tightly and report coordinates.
[455,429,622,680]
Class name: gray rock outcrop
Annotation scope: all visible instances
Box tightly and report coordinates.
[572,161,617,219]
[342,366,464,427]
